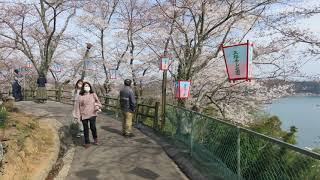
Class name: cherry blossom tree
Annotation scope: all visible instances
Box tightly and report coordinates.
[77,0,119,94]
[0,0,77,77]
[114,0,157,98]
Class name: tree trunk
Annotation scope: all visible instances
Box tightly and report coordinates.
[139,80,143,97]
[103,79,111,95]
[81,48,91,80]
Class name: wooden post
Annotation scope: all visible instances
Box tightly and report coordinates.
[104,96,109,111]
[134,104,140,125]
[116,97,120,119]
[57,87,62,102]
[161,70,167,131]
[23,74,25,101]
[55,89,58,101]
[154,102,160,130]
[32,89,35,100]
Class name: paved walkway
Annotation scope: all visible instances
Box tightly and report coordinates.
[16,101,187,180]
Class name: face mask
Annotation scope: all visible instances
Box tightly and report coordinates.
[84,86,91,92]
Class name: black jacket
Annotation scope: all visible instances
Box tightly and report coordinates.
[120,86,136,112]
[37,76,47,87]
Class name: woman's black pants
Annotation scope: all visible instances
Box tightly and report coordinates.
[81,116,97,144]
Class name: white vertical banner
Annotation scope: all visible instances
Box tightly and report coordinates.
[222,41,253,82]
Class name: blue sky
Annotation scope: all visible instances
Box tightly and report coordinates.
[297,13,320,77]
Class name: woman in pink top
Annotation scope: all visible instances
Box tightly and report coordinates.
[75,82,102,148]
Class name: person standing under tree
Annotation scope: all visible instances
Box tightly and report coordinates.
[74,82,102,148]
[36,73,47,103]
[12,69,23,101]
[72,79,84,138]
[119,79,136,137]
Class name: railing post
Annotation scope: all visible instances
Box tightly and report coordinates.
[134,104,140,129]
[116,97,120,119]
[154,102,160,130]
[32,89,35,100]
[237,126,241,180]
[190,112,195,157]
[161,70,167,132]
[54,89,57,101]
[57,88,62,102]
[104,96,110,111]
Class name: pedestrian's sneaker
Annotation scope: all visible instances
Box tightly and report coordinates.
[124,133,135,138]
[83,144,90,149]
[93,138,99,145]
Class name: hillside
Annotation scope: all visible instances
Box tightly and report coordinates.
[261,80,320,95]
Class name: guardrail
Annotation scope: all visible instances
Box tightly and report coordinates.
[135,102,160,129]
[102,96,160,130]
[163,104,320,180]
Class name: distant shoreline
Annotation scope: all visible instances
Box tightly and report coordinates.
[264,93,320,105]
[286,93,320,97]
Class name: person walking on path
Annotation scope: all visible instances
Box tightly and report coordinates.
[72,79,84,138]
[12,69,23,101]
[36,73,47,103]
[119,79,136,137]
[74,82,102,148]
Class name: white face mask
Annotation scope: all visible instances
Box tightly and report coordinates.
[84,86,91,92]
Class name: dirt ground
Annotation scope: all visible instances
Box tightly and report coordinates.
[0,111,55,180]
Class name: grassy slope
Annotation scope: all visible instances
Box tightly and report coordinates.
[0,112,55,180]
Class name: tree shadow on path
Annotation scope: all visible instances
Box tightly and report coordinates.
[75,169,100,180]
[100,126,123,136]
[129,167,160,180]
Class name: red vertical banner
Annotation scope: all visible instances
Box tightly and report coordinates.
[175,80,191,99]
[110,69,118,79]
[160,57,170,70]
[26,60,32,68]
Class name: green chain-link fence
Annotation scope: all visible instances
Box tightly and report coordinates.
[165,104,320,180]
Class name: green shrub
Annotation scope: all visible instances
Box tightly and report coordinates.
[0,106,8,129]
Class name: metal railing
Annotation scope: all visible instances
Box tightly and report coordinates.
[163,104,320,180]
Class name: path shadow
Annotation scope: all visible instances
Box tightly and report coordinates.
[33,113,51,120]
[129,167,160,180]
[133,138,152,144]
[75,169,100,180]
[100,126,123,136]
